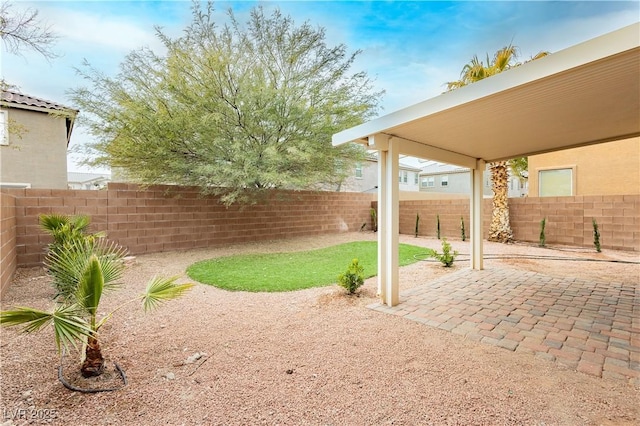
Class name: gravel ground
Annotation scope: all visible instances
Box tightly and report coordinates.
[1,232,638,425]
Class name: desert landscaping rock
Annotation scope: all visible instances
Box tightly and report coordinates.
[185,353,204,364]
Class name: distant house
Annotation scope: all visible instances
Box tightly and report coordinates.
[67,172,111,190]
[340,155,422,193]
[0,89,78,189]
[419,162,527,198]
[528,137,640,197]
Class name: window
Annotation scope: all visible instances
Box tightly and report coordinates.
[414,173,419,185]
[402,171,408,183]
[538,168,573,197]
[421,177,435,188]
[441,175,448,186]
[0,111,7,145]
[355,163,362,178]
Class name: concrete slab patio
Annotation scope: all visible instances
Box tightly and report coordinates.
[368,267,640,385]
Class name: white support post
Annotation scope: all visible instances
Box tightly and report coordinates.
[470,159,485,270]
[377,148,387,302]
[384,137,400,306]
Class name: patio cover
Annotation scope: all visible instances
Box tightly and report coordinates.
[332,23,640,307]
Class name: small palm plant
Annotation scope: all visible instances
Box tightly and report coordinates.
[1,217,193,379]
[40,213,94,250]
[39,213,105,300]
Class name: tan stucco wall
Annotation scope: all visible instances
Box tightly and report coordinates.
[528,137,640,197]
[0,108,68,189]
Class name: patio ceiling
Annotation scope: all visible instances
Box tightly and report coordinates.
[333,23,640,165]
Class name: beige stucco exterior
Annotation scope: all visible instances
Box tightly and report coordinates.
[0,108,70,189]
[528,137,640,197]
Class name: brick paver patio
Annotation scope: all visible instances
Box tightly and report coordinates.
[368,268,639,385]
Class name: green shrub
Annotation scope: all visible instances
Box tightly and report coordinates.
[539,217,546,247]
[370,208,378,232]
[337,258,365,294]
[415,213,420,238]
[592,218,601,252]
[460,217,466,242]
[430,238,458,267]
[436,214,441,239]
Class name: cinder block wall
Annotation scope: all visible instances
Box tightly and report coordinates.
[385,199,481,239]
[0,192,17,298]
[11,188,109,266]
[380,199,494,240]
[378,196,640,251]
[2,187,638,298]
[5,183,375,267]
[510,195,640,251]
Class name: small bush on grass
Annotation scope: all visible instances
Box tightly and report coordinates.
[337,258,365,294]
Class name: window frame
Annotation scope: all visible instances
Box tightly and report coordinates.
[0,110,8,146]
[421,176,435,188]
[537,166,576,197]
[355,163,363,179]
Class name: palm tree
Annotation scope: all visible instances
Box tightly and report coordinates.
[446,46,549,243]
[39,213,107,300]
[1,216,193,378]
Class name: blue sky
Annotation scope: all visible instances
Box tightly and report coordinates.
[2,1,638,172]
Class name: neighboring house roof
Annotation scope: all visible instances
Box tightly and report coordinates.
[1,89,78,112]
[399,162,422,172]
[0,89,79,144]
[67,172,111,184]
[364,152,422,172]
[420,163,470,176]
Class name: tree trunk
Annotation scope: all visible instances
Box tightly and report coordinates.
[488,161,514,243]
[81,335,105,378]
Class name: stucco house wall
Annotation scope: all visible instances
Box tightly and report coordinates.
[0,90,77,189]
[419,167,526,198]
[341,158,421,193]
[528,137,640,197]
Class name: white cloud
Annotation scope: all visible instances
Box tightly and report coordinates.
[39,6,161,53]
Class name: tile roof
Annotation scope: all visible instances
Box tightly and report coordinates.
[1,89,78,113]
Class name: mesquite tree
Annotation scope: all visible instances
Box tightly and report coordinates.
[71,2,382,205]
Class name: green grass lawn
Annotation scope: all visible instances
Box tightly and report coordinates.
[186,241,429,292]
